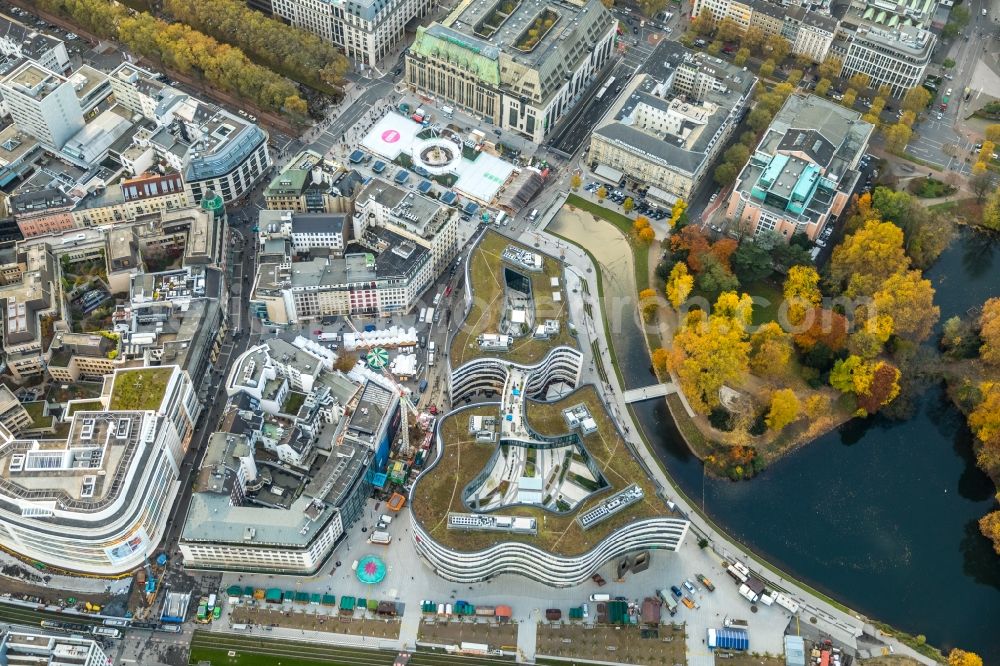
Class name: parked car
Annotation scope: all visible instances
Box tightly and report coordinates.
[670,585,683,598]
[683,580,697,595]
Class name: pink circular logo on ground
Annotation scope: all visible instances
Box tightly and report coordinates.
[381,130,400,143]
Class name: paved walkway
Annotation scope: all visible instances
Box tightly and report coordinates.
[621,382,676,403]
[521,219,940,666]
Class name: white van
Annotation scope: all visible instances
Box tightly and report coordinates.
[495,211,507,227]
[529,209,539,221]
[589,593,610,602]
[428,341,436,353]
[442,105,454,117]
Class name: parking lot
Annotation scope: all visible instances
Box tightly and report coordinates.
[417,618,518,650]
[535,621,686,664]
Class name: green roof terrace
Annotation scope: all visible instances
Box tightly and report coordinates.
[108,367,174,412]
[411,385,669,556]
[450,230,577,368]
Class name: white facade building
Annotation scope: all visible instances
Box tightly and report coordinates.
[273,0,432,67]
[0,13,71,73]
[0,366,197,575]
[0,630,110,666]
[0,61,84,149]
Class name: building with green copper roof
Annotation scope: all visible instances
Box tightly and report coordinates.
[404,0,617,143]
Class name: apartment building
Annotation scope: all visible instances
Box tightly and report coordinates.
[724,93,873,240]
[405,0,617,143]
[0,365,197,574]
[588,42,756,205]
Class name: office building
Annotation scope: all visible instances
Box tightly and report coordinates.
[272,0,432,67]
[837,20,935,97]
[0,60,84,150]
[0,365,197,574]
[0,629,109,666]
[405,0,617,143]
[108,63,272,203]
[258,209,350,256]
[724,93,874,241]
[181,343,401,574]
[588,42,756,205]
[353,177,460,276]
[0,385,31,435]
[263,150,363,213]
[412,231,690,586]
[251,225,433,323]
[0,244,58,382]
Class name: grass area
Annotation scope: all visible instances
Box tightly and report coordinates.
[22,401,53,430]
[870,621,946,663]
[108,367,173,411]
[412,386,668,556]
[283,390,307,415]
[566,193,649,291]
[744,279,783,327]
[907,176,957,198]
[450,230,577,368]
[66,400,105,416]
[190,630,516,666]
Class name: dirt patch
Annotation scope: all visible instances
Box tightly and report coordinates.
[418,618,518,649]
[232,605,401,639]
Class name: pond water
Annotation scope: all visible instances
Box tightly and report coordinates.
[614,225,1000,659]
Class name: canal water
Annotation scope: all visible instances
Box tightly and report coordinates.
[614,227,1000,659]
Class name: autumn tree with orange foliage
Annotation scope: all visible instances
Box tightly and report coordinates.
[969,382,1000,475]
[750,322,793,378]
[855,361,901,413]
[670,226,711,273]
[792,307,849,351]
[668,294,751,413]
[980,510,1000,556]
[709,238,738,273]
[638,227,656,244]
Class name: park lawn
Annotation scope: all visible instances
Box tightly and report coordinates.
[565,193,650,291]
[744,279,783,327]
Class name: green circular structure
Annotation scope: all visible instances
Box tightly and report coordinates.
[366,347,389,369]
[356,555,387,584]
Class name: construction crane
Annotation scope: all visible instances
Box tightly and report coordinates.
[343,316,418,459]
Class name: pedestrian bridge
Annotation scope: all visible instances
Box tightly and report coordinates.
[621,383,677,404]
